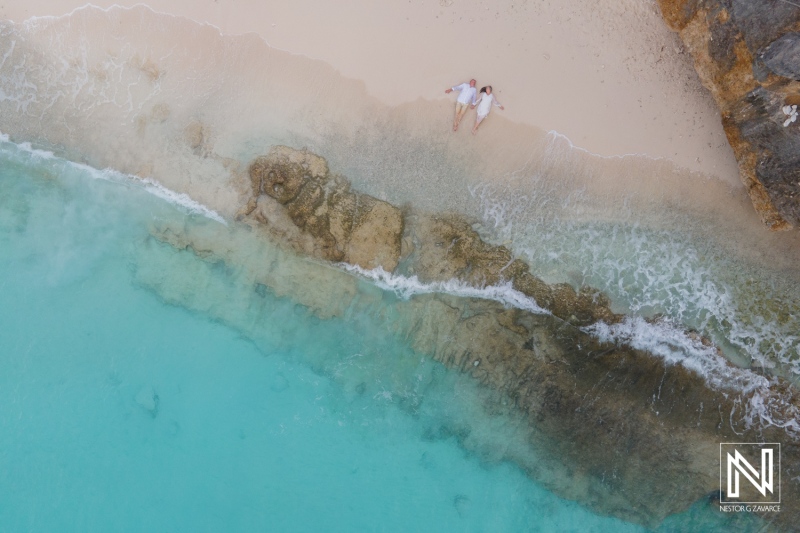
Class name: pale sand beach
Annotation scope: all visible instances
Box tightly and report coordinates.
[2,0,740,184]
[2,0,798,274]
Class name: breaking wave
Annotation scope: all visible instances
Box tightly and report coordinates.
[470,181,800,380]
[0,134,226,225]
[344,246,800,440]
[341,264,550,315]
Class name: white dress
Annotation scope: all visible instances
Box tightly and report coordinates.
[474,92,502,118]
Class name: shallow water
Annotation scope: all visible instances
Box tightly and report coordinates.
[0,140,658,532]
[0,129,769,532]
[1,5,798,393]
[471,164,800,383]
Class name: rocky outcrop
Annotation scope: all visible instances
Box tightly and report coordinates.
[238,146,621,328]
[658,0,800,230]
[239,146,404,271]
[209,145,800,528]
[149,195,800,530]
[404,213,621,326]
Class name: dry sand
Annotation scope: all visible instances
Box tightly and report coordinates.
[1,0,741,186]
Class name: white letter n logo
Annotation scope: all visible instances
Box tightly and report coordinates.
[727,448,773,497]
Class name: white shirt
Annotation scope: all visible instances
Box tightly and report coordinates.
[474,92,502,117]
[451,83,477,105]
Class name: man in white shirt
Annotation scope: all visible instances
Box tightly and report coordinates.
[445,79,477,132]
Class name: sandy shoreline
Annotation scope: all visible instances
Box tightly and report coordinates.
[1,0,741,184]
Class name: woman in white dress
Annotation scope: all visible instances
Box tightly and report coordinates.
[470,86,505,134]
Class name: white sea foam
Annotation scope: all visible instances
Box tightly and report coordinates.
[340,265,550,315]
[15,142,56,160]
[470,182,800,377]
[584,317,768,393]
[133,177,227,225]
[343,264,800,439]
[585,317,800,438]
[0,134,226,225]
[341,241,775,398]
[1,14,163,123]
[545,130,664,163]
[81,166,227,225]
[467,181,800,439]
[347,259,770,396]
[741,389,800,439]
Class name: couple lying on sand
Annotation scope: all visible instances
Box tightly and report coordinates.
[445,79,505,134]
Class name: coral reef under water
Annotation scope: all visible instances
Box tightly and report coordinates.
[143,145,800,528]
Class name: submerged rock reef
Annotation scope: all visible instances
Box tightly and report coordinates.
[156,146,800,528]
[238,146,619,328]
[658,0,800,230]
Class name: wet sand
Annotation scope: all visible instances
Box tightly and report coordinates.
[2,0,740,182]
[0,4,797,275]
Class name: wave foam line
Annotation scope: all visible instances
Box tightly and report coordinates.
[345,266,799,438]
[585,317,800,439]
[545,130,664,162]
[340,265,550,315]
[345,265,766,395]
[133,176,227,225]
[741,390,800,439]
[1,134,226,225]
[584,317,769,393]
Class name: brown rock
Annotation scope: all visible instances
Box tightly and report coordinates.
[657,0,800,229]
[407,212,622,326]
[244,146,402,271]
[346,199,403,270]
[150,191,800,530]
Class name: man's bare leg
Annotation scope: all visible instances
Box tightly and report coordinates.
[454,105,467,131]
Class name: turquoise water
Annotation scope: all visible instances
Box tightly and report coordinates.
[0,143,673,531]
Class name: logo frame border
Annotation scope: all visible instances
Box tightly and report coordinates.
[719,442,781,505]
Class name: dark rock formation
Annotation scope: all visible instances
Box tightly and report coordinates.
[149,207,800,530]
[404,213,621,326]
[212,145,800,529]
[240,146,621,328]
[658,0,800,230]
[240,146,403,271]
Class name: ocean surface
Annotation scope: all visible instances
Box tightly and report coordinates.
[0,114,772,533]
[0,136,652,532]
[1,128,766,533]
[0,5,798,532]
